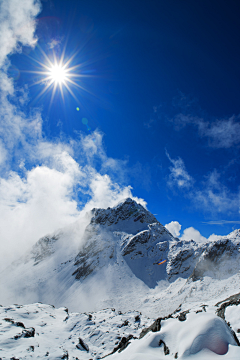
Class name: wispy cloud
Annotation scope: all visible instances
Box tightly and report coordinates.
[156,92,240,149]
[171,112,240,149]
[166,151,194,189]
[203,220,240,225]
[144,118,155,129]
[166,154,240,215]
[193,169,240,214]
[201,116,240,148]
[48,38,61,49]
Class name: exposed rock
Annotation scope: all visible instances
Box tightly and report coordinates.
[178,310,189,321]
[15,322,25,328]
[135,315,140,322]
[76,337,89,352]
[103,334,136,357]
[119,320,129,327]
[61,350,69,359]
[72,261,93,280]
[3,318,14,324]
[159,339,170,355]
[139,317,162,339]
[215,293,240,320]
[14,327,35,339]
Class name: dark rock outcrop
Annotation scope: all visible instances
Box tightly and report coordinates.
[76,337,89,352]
[14,327,35,339]
[159,339,170,355]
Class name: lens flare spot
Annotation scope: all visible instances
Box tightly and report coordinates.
[157,260,167,265]
[82,118,88,125]
[8,65,20,80]
[76,107,80,111]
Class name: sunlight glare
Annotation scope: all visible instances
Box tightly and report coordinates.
[29,47,93,105]
[49,64,68,84]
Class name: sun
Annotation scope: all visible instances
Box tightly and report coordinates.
[27,48,91,105]
[48,63,69,84]
[41,57,76,99]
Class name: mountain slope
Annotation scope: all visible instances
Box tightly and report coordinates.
[1,292,240,360]
[0,198,240,319]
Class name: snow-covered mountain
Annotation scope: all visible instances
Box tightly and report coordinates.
[1,198,240,314]
[1,198,240,359]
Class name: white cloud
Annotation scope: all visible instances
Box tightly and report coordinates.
[0,0,40,67]
[180,227,207,243]
[0,157,142,271]
[165,221,181,237]
[164,220,222,244]
[48,38,61,49]
[166,151,194,189]
[82,172,147,212]
[208,233,221,242]
[0,165,80,263]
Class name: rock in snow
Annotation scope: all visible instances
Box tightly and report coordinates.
[0,198,240,359]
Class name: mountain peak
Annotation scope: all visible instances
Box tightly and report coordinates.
[90,197,158,229]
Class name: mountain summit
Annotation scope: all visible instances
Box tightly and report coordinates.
[90,197,158,229]
[72,198,174,288]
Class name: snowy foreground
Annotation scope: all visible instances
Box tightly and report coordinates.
[1,198,240,358]
[1,294,240,359]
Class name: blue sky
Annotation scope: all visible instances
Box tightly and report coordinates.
[0,0,240,264]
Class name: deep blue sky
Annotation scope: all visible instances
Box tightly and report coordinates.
[9,0,240,238]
